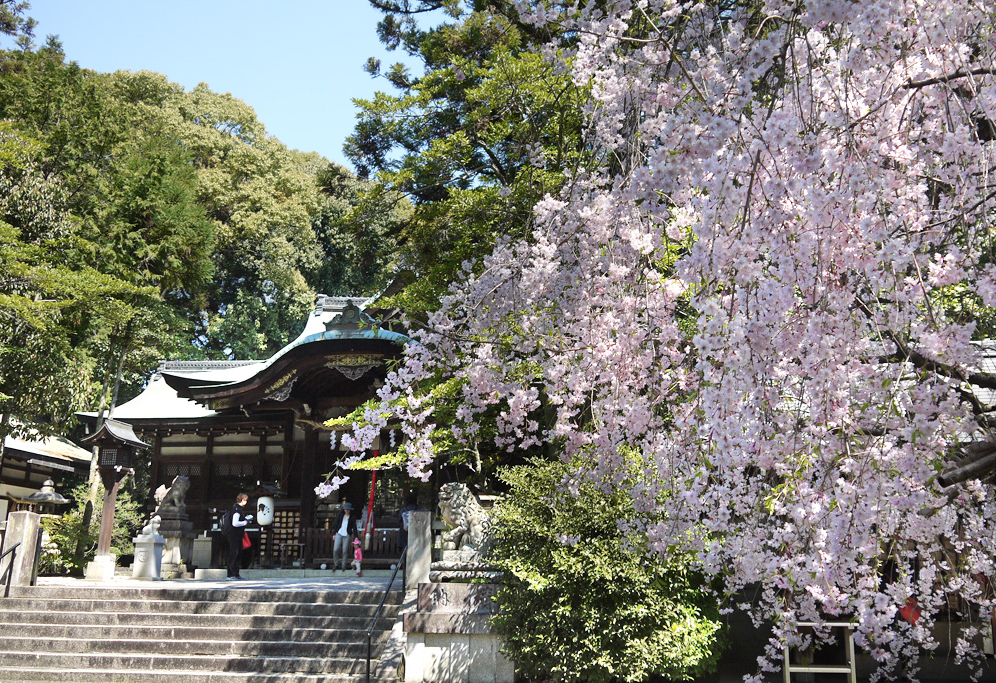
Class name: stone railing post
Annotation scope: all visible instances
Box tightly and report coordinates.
[1,511,42,587]
[406,510,431,590]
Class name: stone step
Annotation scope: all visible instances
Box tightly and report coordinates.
[0,652,371,676]
[0,596,392,617]
[0,609,397,630]
[0,621,392,644]
[0,582,405,683]
[0,636,380,658]
[0,668,397,683]
[7,586,402,605]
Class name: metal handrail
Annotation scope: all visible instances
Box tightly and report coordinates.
[0,542,20,598]
[366,544,407,683]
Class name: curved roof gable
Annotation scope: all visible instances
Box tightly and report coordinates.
[160,297,410,409]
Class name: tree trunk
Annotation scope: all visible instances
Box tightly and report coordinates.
[87,325,131,504]
[78,327,131,567]
[85,339,118,503]
[107,327,130,420]
[0,412,8,478]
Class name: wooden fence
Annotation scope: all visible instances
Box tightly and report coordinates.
[299,527,402,568]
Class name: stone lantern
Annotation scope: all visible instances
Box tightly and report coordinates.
[7,479,71,515]
[81,418,149,580]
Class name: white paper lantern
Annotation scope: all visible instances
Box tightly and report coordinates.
[256,496,275,526]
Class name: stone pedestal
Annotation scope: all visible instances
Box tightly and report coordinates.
[403,583,513,683]
[157,514,195,577]
[406,510,431,591]
[430,550,499,582]
[131,533,165,580]
[85,554,117,581]
[1,511,42,588]
[191,535,213,569]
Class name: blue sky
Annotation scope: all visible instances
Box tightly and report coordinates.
[13,1,419,168]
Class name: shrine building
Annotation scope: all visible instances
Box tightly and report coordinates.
[79,295,412,567]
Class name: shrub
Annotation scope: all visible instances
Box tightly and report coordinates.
[39,481,144,576]
[489,458,724,682]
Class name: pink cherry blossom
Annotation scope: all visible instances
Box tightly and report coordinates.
[346,0,996,677]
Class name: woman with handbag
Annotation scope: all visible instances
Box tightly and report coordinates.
[225,492,253,580]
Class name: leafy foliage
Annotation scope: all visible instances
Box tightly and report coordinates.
[0,0,33,50]
[316,0,595,496]
[0,40,399,438]
[348,1,594,313]
[0,124,142,440]
[490,458,724,682]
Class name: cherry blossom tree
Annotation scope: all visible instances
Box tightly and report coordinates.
[341,0,996,678]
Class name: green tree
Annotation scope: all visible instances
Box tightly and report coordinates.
[309,163,405,298]
[161,79,323,357]
[0,48,217,408]
[0,0,34,49]
[490,458,725,682]
[313,1,597,493]
[348,1,595,313]
[0,124,141,453]
[105,70,391,358]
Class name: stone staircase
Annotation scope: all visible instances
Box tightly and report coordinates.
[0,584,403,682]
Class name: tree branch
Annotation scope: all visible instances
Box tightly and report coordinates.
[876,328,996,389]
[905,67,996,90]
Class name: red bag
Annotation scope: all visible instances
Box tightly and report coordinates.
[242,531,252,549]
[899,597,921,625]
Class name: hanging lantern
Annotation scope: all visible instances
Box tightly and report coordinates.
[256,496,275,526]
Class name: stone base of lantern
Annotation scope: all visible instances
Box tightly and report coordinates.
[85,554,117,581]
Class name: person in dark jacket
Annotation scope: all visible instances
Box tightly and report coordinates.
[332,502,358,571]
[226,493,252,579]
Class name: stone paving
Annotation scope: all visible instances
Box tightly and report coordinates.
[36,573,399,592]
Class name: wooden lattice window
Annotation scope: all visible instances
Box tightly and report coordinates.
[374,471,406,513]
[99,449,117,466]
[159,462,204,500]
[215,462,254,477]
[212,460,256,501]
[162,463,203,479]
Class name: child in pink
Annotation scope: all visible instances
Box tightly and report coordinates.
[351,538,363,576]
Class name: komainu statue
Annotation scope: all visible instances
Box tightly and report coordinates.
[438,482,491,551]
[141,515,162,537]
[154,475,190,517]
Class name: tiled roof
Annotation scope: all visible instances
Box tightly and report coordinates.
[3,430,92,464]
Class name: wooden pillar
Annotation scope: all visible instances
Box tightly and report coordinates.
[256,431,268,480]
[95,478,124,558]
[149,432,162,509]
[203,430,215,507]
[301,427,317,527]
[281,413,294,493]
[301,427,318,567]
